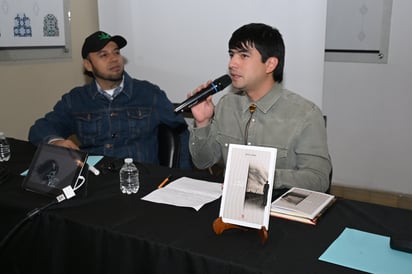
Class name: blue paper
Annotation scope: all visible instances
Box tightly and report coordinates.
[86,155,104,167]
[319,228,412,274]
[20,155,103,176]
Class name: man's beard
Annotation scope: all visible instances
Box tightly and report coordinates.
[89,59,124,82]
[93,68,124,82]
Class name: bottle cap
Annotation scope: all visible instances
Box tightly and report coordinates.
[124,158,133,164]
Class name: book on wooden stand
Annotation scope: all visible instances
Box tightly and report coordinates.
[213,144,277,244]
[270,187,336,225]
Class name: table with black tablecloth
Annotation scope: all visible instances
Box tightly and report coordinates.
[1,138,411,274]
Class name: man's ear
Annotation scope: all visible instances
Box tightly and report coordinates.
[265,57,278,74]
[83,58,92,73]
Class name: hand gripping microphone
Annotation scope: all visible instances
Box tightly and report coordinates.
[174,74,232,113]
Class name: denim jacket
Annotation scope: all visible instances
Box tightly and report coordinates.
[29,72,191,169]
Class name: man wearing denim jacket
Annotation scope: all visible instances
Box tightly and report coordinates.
[29,31,191,169]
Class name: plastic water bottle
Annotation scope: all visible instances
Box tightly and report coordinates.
[119,158,139,194]
[0,132,11,162]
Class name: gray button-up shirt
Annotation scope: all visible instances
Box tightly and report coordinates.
[189,84,332,192]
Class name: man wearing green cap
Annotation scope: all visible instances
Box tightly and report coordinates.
[29,31,192,169]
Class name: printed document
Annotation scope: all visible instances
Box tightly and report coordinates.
[142,177,222,211]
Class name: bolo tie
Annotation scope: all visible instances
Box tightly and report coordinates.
[244,104,256,145]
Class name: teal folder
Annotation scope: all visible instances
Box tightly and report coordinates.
[319,228,412,274]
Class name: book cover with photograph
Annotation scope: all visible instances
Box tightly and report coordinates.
[219,144,277,230]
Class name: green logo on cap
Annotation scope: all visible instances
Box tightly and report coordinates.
[98,33,111,40]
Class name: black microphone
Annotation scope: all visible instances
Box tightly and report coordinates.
[174,74,232,113]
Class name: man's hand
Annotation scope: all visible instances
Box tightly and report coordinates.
[189,81,215,128]
[49,139,80,150]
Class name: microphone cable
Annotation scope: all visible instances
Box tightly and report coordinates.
[0,161,96,258]
[0,186,77,255]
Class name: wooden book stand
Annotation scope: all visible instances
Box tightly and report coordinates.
[212,217,268,245]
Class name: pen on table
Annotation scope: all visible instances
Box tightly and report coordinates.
[88,165,100,176]
[157,174,172,189]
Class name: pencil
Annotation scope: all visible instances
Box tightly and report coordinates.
[157,174,172,189]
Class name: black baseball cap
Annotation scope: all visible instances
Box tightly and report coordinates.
[81,31,127,59]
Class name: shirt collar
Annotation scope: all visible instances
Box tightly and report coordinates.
[95,75,125,100]
[241,84,283,114]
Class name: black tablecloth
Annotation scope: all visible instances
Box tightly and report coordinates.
[1,138,411,274]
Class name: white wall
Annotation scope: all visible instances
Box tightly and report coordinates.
[323,0,412,194]
[97,0,327,108]
[97,0,411,195]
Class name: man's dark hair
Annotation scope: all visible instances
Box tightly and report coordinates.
[83,68,94,79]
[83,57,95,78]
[229,23,285,83]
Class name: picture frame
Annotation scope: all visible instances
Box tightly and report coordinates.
[0,0,71,61]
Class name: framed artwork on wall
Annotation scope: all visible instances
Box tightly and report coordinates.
[0,0,71,60]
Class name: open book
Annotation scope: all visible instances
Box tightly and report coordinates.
[270,187,335,225]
